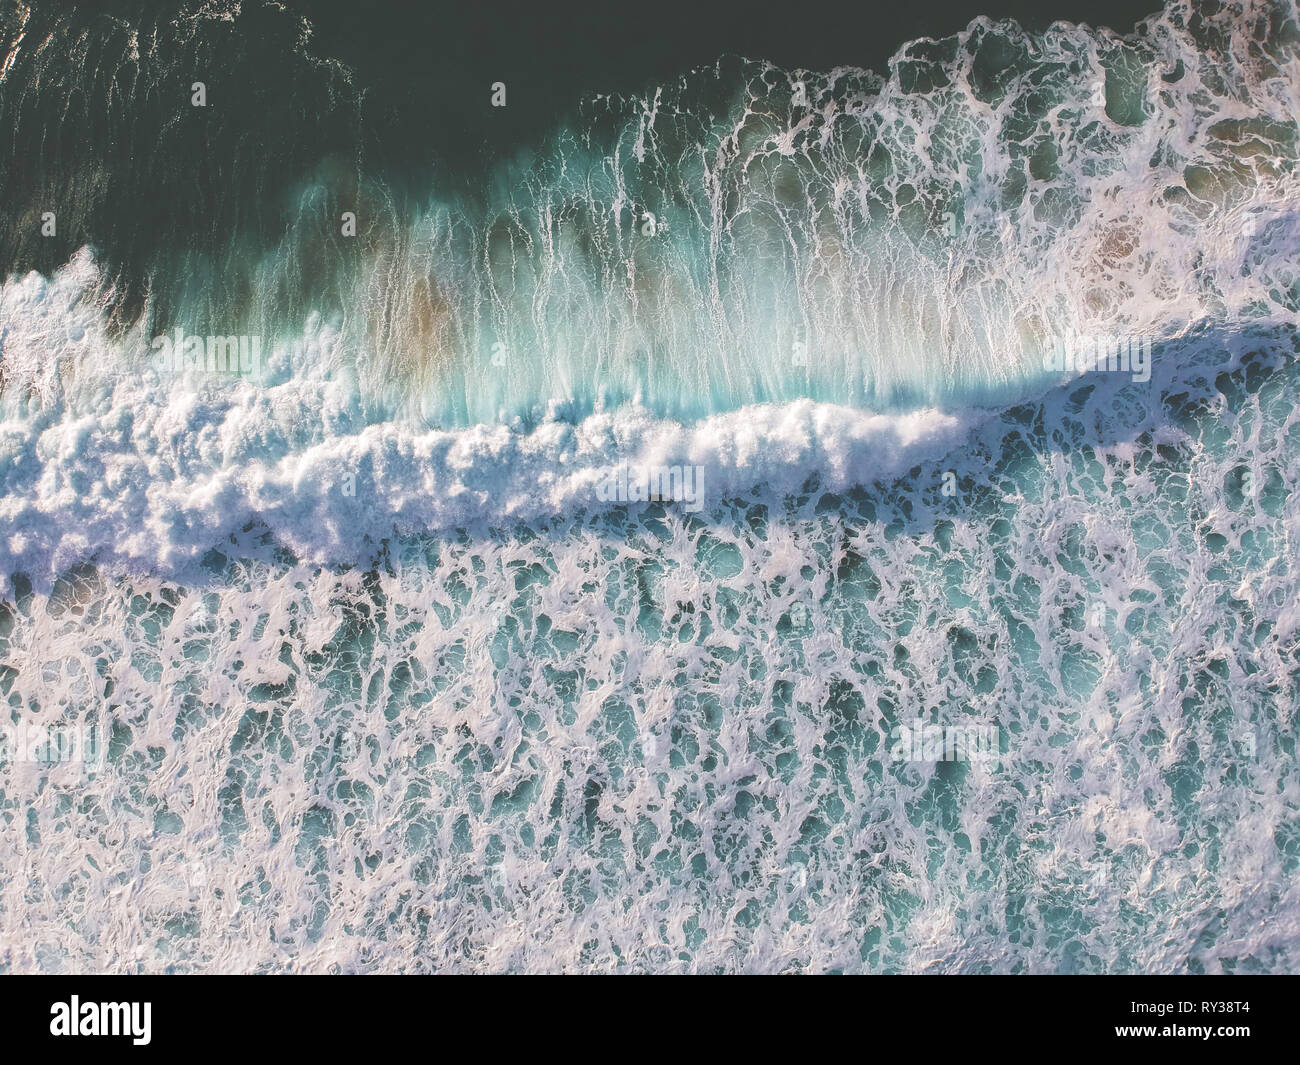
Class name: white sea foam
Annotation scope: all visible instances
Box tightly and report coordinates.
[0,248,982,588]
[2,0,1299,975]
[1,238,1296,590]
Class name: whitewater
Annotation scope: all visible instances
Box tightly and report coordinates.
[0,0,1297,973]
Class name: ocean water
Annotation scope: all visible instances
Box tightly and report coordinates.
[0,0,1297,973]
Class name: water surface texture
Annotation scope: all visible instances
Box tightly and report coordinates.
[0,0,1297,972]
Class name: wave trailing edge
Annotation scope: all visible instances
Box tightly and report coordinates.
[248,0,1300,423]
[2,250,1297,589]
[0,252,973,585]
[5,2,1300,424]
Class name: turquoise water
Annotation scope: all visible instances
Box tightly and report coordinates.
[0,0,1297,972]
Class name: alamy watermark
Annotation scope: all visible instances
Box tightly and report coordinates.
[888,716,1000,769]
[50,997,151,1045]
[595,463,706,512]
[1042,332,1151,383]
[0,721,104,771]
[150,327,262,377]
